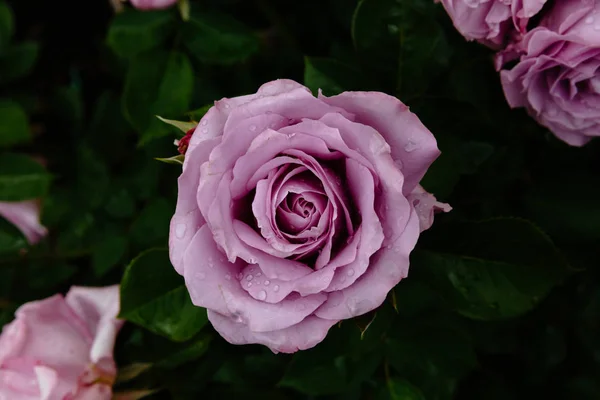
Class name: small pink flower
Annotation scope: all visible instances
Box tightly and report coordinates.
[0,286,123,399]
[0,200,47,245]
[130,0,177,10]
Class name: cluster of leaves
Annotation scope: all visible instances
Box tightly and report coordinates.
[1,0,599,398]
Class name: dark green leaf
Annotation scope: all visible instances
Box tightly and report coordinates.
[303,57,363,96]
[107,9,174,59]
[414,218,572,320]
[0,153,51,201]
[122,50,193,144]
[186,104,212,122]
[104,187,136,219]
[0,216,26,254]
[130,197,172,248]
[76,146,110,209]
[352,0,451,98]
[181,9,259,65]
[0,42,39,84]
[120,248,209,341]
[0,101,30,147]
[382,379,426,400]
[92,234,128,277]
[0,1,13,51]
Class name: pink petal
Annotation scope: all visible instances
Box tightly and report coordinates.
[0,201,47,245]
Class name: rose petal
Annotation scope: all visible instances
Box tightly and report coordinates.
[0,201,47,245]
[208,311,338,354]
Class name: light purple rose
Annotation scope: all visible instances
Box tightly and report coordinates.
[437,0,548,47]
[129,0,177,10]
[0,200,47,245]
[169,79,449,353]
[497,0,600,146]
[0,286,123,399]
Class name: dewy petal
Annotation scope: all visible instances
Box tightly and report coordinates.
[183,225,326,332]
[208,311,338,354]
[169,137,221,275]
[316,204,421,320]
[408,185,452,232]
[319,91,440,194]
[0,200,47,245]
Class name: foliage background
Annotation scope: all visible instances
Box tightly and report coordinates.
[1,0,599,398]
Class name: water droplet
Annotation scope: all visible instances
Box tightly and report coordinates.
[404,139,419,153]
[256,272,262,277]
[237,272,243,280]
[273,285,280,292]
[247,282,253,287]
[224,274,231,280]
[386,244,393,249]
[196,272,206,280]
[224,103,230,109]
[249,124,257,132]
[249,257,257,264]
[264,280,270,286]
[347,269,355,276]
[201,128,208,134]
[586,16,594,24]
[201,120,208,126]
[175,224,186,238]
[257,290,267,300]
[246,274,253,281]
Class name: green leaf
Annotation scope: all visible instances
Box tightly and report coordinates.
[106,9,174,58]
[383,379,426,400]
[156,115,196,134]
[92,234,128,277]
[155,154,184,165]
[130,197,172,248]
[0,216,26,254]
[413,218,572,320]
[122,50,193,144]
[386,317,477,400]
[156,334,212,369]
[120,248,209,341]
[104,187,136,219]
[186,104,212,122]
[76,146,110,209]
[0,1,13,51]
[181,8,259,65]
[0,101,30,147]
[0,153,51,201]
[0,42,39,84]
[352,0,451,98]
[303,57,363,96]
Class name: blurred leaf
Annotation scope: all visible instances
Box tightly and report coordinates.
[76,146,110,209]
[120,248,209,341]
[0,216,26,254]
[116,363,153,384]
[186,104,212,122]
[122,50,193,144]
[107,9,174,58]
[0,1,13,51]
[181,8,259,65]
[105,187,136,219]
[156,333,212,369]
[55,212,94,253]
[352,0,451,98]
[92,234,128,277]
[0,100,30,147]
[26,261,77,290]
[303,57,363,96]
[155,155,184,165]
[382,379,426,400]
[414,218,572,320]
[0,42,39,84]
[0,153,51,201]
[386,317,477,400]
[156,116,196,134]
[130,197,172,248]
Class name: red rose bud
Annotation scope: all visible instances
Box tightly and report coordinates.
[177,126,196,155]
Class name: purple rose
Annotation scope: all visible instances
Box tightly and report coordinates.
[497,0,600,146]
[169,80,449,353]
[129,0,177,10]
[0,200,47,245]
[438,0,548,47]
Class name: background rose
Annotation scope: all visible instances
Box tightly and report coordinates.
[0,201,47,245]
[169,79,449,353]
[497,0,600,146]
[0,286,123,399]
[438,0,548,47]
[129,0,177,10]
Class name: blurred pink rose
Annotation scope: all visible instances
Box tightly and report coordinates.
[0,286,123,399]
[130,0,177,10]
[438,0,548,47]
[169,79,449,353]
[497,0,600,146]
[0,200,47,245]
